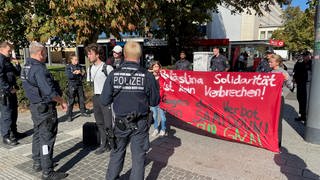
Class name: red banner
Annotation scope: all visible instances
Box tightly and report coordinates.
[159,70,284,152]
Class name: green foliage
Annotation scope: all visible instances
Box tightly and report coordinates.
[272,5,315,52]
[0,0,289,48]
[0,0,30,46]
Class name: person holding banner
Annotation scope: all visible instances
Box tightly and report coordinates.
[269,54,294,148]
[149,61,167,136]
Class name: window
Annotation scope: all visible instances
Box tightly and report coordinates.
[267,31,273,39]
[260,31,266,40]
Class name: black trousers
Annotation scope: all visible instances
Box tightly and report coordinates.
[93,95,112,148]
[0,93,18,138]
[66,84,86,117]
[278,96,284,148]
[296,82,307,119]
[30,103,58,174]
[106,118,150,180]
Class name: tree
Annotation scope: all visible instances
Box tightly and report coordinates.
[0,0,289,48]
[272,4,315,53]
[0,0,30,46]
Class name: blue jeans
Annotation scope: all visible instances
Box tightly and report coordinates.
[150,106,166,131]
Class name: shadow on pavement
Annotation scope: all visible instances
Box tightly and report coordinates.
[274,147,319,179]
[16,128,34,140]
[283,103,305,138]
[144,129,181,180]
[54,142,91,172]
[58,109,93,123]
[58,113,70,123]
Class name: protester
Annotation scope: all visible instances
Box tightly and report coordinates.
[106,45,124,69]
[210,47,230,72]
[174,51,191,70]
[149,61,167,137]
[20,41,68,179]
[0,41,22,146]
[86,43,114,155]
[268,54,294,148]
[293,51,312,123]
[100,41,160,180]
[65,54,90,122]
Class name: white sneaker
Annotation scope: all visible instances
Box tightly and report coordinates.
[159,130,165,136]
[152,129,159,137]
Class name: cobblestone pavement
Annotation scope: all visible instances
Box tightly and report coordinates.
[1,61,320,180]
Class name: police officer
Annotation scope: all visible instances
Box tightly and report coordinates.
[100,41,160,180]
[65,54,90,122]
[256,50,273,73]
[86,43,114,155]
[210,47,230,72]
[174,51,191,70]
[20,42,68,180]
[293,51,312,123]
[0,41,22,146]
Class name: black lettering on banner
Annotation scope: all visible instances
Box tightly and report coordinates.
[163,99,189,108]
[222,100,269,134]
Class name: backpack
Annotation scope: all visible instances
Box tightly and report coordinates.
[88,63,109,87]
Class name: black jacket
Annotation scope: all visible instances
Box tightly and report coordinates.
[21,58,60,104]
[65,63,85,86]
[0,53,21,94]
[100,61,160,117]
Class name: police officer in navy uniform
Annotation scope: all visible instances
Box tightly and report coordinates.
[0,41,22,146]
[210,47,230,72]
[174,51,191,70]
[256,50,273,73]
[100,41,160,180]
[65,54,90,122]
[20,42,68,180]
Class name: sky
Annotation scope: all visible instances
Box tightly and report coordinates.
[291,0,309,10]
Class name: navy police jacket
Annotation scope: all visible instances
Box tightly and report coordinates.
[256,58,272,73]
[100,61,160,117]
[65,63,85,86]
[0,53,21,94]
[210,54,230,72]
[21,58,60,104]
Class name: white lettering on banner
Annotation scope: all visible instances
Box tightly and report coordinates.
[179,84,196,94]
[213,74,276,87]
[204,85,267,100]
[163,81,174,92]
[161,70,204,85]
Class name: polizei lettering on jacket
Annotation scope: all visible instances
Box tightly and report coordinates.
[113,72,145,90]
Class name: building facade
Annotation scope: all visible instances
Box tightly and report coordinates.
[207,3,284,41]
